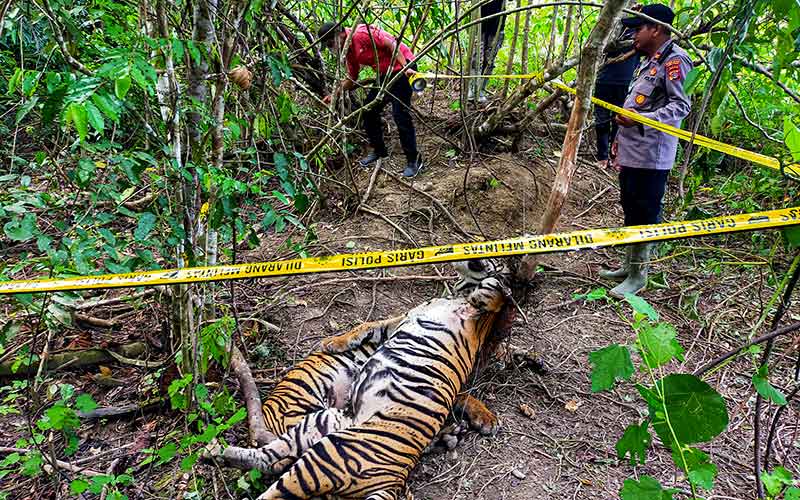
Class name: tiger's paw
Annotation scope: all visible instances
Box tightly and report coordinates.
[468,408,500,436]
[320,335,350,353]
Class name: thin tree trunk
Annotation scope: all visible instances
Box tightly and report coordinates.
[520,0,533,74]
[558,6,573,65]
[518,0,628,281]
[502,0,523,98]
[544,5,559,67]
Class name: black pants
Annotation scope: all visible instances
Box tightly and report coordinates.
[619,167,669,226]
[594,83,629,161]
[363,68,419,162]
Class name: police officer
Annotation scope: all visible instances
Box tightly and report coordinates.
[600,4,693,298]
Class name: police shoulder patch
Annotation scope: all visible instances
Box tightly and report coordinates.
[665,58,682,81]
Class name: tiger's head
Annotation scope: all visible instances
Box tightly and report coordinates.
[452,259,512,296]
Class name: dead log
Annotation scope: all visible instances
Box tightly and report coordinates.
[518,0,629,281]
[0,342,148,377]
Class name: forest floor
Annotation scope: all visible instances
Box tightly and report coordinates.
[1,88,798,500]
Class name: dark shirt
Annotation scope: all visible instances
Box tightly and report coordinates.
[597,52,640,86]
[481,0,504,37]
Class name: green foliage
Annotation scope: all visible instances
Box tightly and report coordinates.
[753,364,788,405]
[615,420,651,466]
[620,475,676,500]
[590,297,730,497]
[588,344,634,392]
[762,467,794,498]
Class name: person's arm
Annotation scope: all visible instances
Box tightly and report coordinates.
[324,48,359,103]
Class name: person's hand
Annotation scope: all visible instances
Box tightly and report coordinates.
[615,114,636,127]
[405,67,417,78]
[323,94,332,105]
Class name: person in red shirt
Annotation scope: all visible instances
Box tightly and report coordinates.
[318,22,424,177]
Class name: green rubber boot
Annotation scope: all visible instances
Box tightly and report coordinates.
[610,243,650,299]
[599,247,631,281]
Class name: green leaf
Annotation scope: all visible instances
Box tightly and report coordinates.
[115,76,132,100]
[4,213,38,242]
[637,322,685,369]
[134,212,157,241]
[574,287,607,301]
[92,92,119,122]
[157,442,177,463]
[70,479,89,494]
[89,475,115,494]
[84,100,105,134]
[625,294,659,321]
[75,393,97,413]
[786,487,800,500]
[15,96,39,124]
[683,67,703,95]
[785,227,800,249]
[46,404,79,431]
[172,38,185,61]
[294,193,309,213]
[649,374,729,446]
[8,68,23,94]
[21,451,42,477]
[616,420,651,465]
[762,466,793,497]
[588,344,634,392]
[753,364,788,405]
[180,452,199,471]
[784,117,800,162]
[674,446,717,490]
[68,103,89,142]
[620,475,676,500]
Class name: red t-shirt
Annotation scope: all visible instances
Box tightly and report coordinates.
[345,25,415,78]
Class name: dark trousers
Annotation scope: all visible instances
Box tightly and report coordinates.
[363,68,419,162]
[594,83,629,161]
[619,167,669,226]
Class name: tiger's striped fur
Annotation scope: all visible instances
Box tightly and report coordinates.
[241,273,509,499]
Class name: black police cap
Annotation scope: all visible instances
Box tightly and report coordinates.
[621,4,675,28]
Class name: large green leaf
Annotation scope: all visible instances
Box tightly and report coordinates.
[588,344,634,392]
[3,213,38,242]
[637,322,685,369]
[648,374,729,445]
[762,467,793,497]
[68,103,89,142]
[616,420,651,465]
[784,117,800,162]
[115,75,132,100]
[84,99,105,134]
[753,364,787,405]
[786,487,800,500]
[134,212,157,241]
[620,475,676,500]
[7,68,23,94]
[624,294,659,321]
[15,97,39,125]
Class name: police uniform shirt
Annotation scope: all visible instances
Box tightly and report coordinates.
[615,39,693,170]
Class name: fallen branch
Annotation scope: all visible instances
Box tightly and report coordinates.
[0,342,151,377]
[77,398,166,420]
[231,347,276,447]
[694,321,800,376]
[0,447,103,476]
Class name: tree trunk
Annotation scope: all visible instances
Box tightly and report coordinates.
[545,5,559,67]
[520,0,533,74]
[517,0,629,282]
[558,6,573,66]
[502,0,523,98]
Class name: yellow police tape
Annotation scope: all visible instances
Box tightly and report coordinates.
[2,206,799,295]
[409,72,800,178]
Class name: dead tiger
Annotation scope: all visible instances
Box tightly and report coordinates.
[216,260,511,499]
